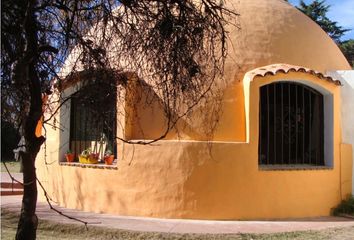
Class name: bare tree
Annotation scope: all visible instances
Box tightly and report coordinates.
[1,0,236,239]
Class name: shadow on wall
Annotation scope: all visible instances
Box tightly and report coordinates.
[59,171,67,206]
[65,168,129,214]
[74,170,84,210]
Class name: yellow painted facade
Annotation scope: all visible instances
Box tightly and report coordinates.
[36,70,353,220]
[36,0,353,220]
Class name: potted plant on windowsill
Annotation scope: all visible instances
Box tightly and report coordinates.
[65,149,75,162]
[104,149,115,165]
[79,148,99,164]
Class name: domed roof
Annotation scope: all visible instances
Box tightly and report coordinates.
[223,0,350,83]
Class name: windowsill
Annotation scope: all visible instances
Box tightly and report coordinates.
[59,162,118,170]
[259,164,333,171]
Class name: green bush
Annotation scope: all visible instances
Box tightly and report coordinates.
[1,120,20,161]
[333,196,354,216]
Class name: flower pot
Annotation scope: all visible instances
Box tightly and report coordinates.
[79,154,99,164]
[104,155,114,165]
[65,153,75,162]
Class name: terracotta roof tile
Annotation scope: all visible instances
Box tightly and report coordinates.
[246,64,341,86]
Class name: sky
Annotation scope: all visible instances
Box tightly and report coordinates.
[288,0,354,40]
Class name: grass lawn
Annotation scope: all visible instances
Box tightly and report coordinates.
[1,210,354,240]
[1,160,21,173]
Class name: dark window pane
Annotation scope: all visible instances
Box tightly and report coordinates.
[259,82,324,166]
[69,83,117,159]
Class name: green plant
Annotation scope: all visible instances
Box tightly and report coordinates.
[66,149,73,154]
[80,148,99,159]
[79,148,99,164]
[104,149,112,156]
[80,148,92,158]
[332,196,354,216]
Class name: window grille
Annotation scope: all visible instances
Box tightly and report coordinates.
[69,83,117,159]
[258,82,324,165]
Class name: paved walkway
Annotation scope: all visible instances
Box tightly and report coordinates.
[1,172,354,234]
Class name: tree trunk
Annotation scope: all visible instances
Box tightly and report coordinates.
[15,152,39,240]
[15,76,45,237]
[15,132,45,240]
[15,0,45,239]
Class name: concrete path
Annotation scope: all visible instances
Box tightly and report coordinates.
[1,172,354,234]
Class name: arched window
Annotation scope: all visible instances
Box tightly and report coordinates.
[259,82,324,165]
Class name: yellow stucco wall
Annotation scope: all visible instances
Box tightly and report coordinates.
[36,70,352,220]
[119,0,351,142]
[124,79,246,141]
[221,0,351,84]
[36,0,353,220]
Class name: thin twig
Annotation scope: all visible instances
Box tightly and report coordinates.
[2,162,25,185]
[36,177,101,230]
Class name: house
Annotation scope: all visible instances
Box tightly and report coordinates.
[36,0,353,220]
